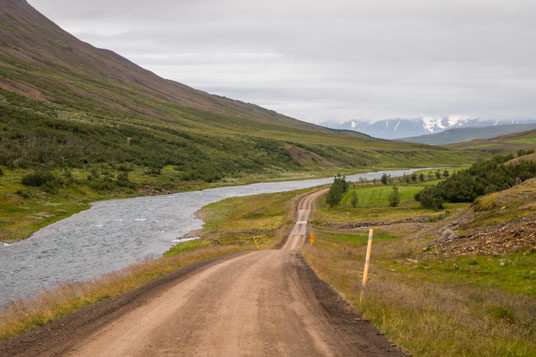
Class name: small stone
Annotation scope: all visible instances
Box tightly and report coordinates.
[499,259,506,266]
[439,229,459,242]
[493,252,501,257]
[453,263,458,270]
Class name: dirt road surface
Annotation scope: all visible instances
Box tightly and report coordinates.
[1,189,404,356]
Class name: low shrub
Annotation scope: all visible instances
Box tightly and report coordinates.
[21,171,59,188]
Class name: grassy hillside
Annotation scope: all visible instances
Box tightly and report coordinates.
[0,1,475,241]
[401,124,536,146]
[447,129,536,154]
[0,1,471,174]
[303,176,536,356]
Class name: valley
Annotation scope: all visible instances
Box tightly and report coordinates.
[1,1,535,356]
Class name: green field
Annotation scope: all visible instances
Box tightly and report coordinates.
[340,185,424,206]
[313,175,466,225]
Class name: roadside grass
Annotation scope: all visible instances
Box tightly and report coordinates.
[394,251,536,295]
[196,187,316,248]
[302,181,536,356]
[164,239,211,256]
[0,245,248,341]
[303,229,536,356]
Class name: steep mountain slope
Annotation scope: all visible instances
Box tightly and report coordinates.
[322,118,536,140]
[447,129,536,154]
[400,124,536,145]
[0,0,469,182]
[0,0,328,134]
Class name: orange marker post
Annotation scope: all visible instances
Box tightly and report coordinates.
[360,228,374,303]
[309,233,315,245]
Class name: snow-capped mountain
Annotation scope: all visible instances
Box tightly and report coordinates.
[321,117,536,140]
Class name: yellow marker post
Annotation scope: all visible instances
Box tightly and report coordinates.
[309,233,315,245]
[360,228,374,303]
[253,238,259,249]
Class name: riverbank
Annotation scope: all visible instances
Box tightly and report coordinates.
[0,165,416,243]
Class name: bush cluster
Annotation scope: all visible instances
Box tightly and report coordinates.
[415,155,536,209]
[21,171,63,193]
[0,94,306,184]
[326,174,348,208]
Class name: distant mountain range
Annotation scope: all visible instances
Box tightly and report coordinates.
[399,124,536,145]
[320,118,536,140]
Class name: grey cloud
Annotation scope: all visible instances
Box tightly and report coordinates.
[28,0,536,123]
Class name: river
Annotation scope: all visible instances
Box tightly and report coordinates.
[0,169,422,304]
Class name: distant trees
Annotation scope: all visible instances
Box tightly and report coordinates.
[419,173,425,182]
[411,173,417,182]
[326,174,349,208]
[381,173,389,185]
[435,170,441,179]
[388,185,400,207]
[415,155,536,209]
[518,149,535,157]
[443,170,449,178]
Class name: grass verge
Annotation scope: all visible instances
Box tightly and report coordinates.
[195,187,316,248]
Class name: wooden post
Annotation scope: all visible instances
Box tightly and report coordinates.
[360,228,374,303]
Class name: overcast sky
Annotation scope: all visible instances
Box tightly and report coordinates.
[28,0,536,124]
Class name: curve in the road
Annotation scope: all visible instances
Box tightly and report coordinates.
[1,189,404,357]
